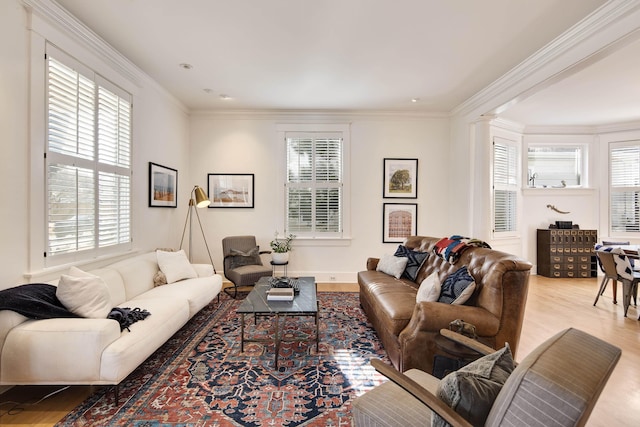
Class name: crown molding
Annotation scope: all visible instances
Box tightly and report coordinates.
[23,0,143,86]
[22,0,188,113]
[513,118,640,135]
[452,0,640,119]
[189,108,450,121]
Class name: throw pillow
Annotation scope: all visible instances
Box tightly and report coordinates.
[156,249,197,284]
[229,246,263,270]
[433,344,515,427]
[56,266,112,318]
[153,270,168,287]
[416,272,441,303]
[394,245,429,281]
[376,254,409,279]
[438,266,476,305]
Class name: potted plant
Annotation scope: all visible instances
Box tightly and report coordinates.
[270,232,295,264]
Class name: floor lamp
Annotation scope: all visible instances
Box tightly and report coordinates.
[179,185,216,273]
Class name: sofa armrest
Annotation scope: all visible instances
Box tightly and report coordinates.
[402,302,501,338]
[366,257,380,271]
[439,328,497,356]
[192,263,214,277]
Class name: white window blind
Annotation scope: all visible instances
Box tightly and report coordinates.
[610,142,640,233]
[493,138,518,234]
[46,45,132,259]
[286,134,343,236]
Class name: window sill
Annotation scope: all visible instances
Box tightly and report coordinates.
[291,236,352,248]
[24,249,142,283]
[522,187,596,196]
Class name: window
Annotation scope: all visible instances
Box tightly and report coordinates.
[527,146,583,188]
[46,45,132,260]
[284,129,347,238]
[610,141,640,233]
[493,137,518,234]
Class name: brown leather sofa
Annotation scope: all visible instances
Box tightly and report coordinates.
[358,236,532,374]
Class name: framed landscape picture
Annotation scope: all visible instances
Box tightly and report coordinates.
[149,162,177,208]
[383,203,417,243]
[383,158,418,198]
[208,173,255,208]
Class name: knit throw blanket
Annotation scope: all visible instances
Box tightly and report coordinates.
[433,235,491,264]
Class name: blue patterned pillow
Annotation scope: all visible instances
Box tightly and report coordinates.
[438,266,476,304]
[394,245,429,282]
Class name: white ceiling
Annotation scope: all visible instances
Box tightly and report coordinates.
[54,0,634,125]
[499,33,640,127]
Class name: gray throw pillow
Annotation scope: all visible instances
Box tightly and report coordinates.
[229,246,262,269]
[376,254,409,279]
[433,344,515,427]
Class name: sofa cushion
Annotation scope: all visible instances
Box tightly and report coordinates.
[134,275,222,317]
[416,272,441,303]
[394,245,429,281]
[100,297,191,383]
[376,254,409,279]
[353,368,438,427]
[438,266,476,305]
[56,267,112,319]
[89,268,127,307]
[156,249,197,284]
[111,254,159,300]
[434,344,515,427]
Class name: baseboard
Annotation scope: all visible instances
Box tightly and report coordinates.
[221,272,358,284]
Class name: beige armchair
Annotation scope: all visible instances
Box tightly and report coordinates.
[353,328,620,427]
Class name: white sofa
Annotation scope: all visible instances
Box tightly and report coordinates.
[0,252,222,396]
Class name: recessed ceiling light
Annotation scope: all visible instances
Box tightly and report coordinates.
[411,98,420,103]
[178,63,193,70]
[219,94,231,100]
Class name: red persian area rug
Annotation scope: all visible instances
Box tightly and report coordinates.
[56,292,390,426]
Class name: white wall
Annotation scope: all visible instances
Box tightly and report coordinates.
[188,112,451,282]
[0,0,191,288]
[0,0,30,289]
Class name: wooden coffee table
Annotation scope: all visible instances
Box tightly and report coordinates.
[237,276,319,368]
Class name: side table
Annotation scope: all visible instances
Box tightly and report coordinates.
[271,260,288,277]
[433,332,482,379]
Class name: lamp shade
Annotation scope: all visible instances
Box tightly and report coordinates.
[193,186,210,208]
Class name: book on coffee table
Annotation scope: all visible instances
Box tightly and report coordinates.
[267,287,295,301]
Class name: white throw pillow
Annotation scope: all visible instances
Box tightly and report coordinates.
[416,272,441,302]
[376,254,409,279]
[56,266,112,318]
[156,249,197,284]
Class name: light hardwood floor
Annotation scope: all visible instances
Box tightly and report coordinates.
[1,277,639,426]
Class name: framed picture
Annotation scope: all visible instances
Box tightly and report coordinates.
[149,162,177,208]
[383,203,417,243]
[383,158,418,198]
[208,173,255,208]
